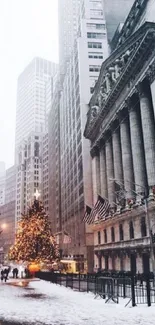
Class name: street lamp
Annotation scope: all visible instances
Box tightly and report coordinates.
[109,178,155,281]
[0,223,7,234]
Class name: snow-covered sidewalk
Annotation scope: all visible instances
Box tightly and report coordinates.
[0,280,155,325]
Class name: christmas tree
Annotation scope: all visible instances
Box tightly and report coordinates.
[9,192,60,264]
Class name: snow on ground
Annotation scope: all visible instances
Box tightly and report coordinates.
[0,280,155,325]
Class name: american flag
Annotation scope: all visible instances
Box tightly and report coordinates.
[96,195,110,220]
[63,232,71,244]
[83,205,95,224]
[114,181,126,207]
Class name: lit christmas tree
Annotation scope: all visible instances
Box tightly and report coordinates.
[8,191,60,265]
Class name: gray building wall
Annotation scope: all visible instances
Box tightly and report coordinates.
[5,165,16,204]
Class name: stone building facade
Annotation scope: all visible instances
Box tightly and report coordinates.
[84,0,155,273]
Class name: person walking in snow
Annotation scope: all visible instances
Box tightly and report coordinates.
[1,269,4,282]
[14,267,18,278]
[3,269,8,282]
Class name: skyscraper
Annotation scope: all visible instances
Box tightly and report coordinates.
[58,0,80,67]
[48,0,109,272]
[15,57,57,223]
[15,57,57,153]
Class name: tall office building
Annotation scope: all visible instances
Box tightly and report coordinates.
[48,74,62,235]
[58,0,81,67]
[48,0,110,272]
[15,57,57,222]
[15,57,57,153]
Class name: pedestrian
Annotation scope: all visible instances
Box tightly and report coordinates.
[1,269,4,282]
[12,268,16,278]
[15,268,18,278]
[3,269,8,283]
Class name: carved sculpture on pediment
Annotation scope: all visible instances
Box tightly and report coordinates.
[105,72,111,93]
[120,49,131,65]
[91,105,100,118]
[98,81,108,108]
[114,59,122,78]
[109,66,116,84]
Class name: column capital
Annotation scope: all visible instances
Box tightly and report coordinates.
[104,130,112,143]
[90,146,100,158]
[146,62,155,84]
[135,79,149,98]
[109,119,119,133]
[116,107,127,123]
[99,138,105,149]
[125,96,132,111]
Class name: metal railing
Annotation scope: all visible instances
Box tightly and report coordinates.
[36,271,155,307]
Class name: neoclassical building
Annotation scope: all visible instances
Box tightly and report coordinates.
[84,0,155,274]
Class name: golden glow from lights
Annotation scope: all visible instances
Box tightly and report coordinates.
[34,189,40,200]
[1,223,7,230]
[8,198,60,264]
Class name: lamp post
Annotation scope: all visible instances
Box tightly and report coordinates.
[109,178,155,282]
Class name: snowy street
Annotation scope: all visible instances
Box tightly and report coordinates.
[0,280,155,325]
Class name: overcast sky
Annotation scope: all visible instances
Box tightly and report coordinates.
[0,0,58,169]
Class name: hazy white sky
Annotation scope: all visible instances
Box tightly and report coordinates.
[0,0,58,169]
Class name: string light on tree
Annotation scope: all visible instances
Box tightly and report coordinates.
[8,191,60,266]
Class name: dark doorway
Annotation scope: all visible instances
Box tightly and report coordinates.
[105,256,109,270]
[130,254,137,274]
[142,254,150,274]
[98,256,102,270]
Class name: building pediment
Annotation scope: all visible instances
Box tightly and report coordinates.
[84,22,155,141]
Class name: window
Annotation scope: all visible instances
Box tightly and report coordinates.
[88,42,102,49]
[90,1,102,9]
[98,231,101,244]
[88,52,103,59]
[111,227,115,242]
[104,229,107,243]
[119,224,124,241]
[141,217,147,237]
[129,221,134,239]
[90,9,103,17]
[34,142,39,157]
[89,65,100,72]
[87,23,105,30]
[87,32,105,39]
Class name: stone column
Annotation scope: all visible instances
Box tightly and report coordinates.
[129,97,147,201]
[92,150,101,204]
[112,122,124,210]
[120,111,134,200]
[105,136,115,206]
[100,143,108,198]
[147,63,155,119]
[138,81,155,196]
[112,122,124,185]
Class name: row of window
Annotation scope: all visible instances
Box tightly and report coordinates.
[88,52,103,59]
[88,42,102,49]
[87,32,105,39]
[97,217,147,244]
[89,65,101,72]
[87,23,105,30]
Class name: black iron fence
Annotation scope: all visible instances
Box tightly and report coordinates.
[36,271,155,307]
